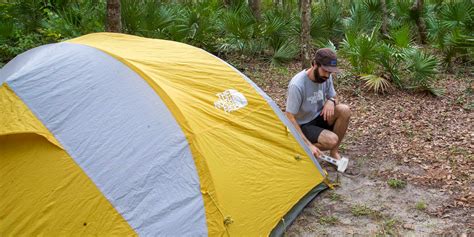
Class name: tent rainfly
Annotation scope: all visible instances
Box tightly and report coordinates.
[0,33,329,236]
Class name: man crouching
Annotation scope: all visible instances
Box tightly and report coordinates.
[285,48,351,160]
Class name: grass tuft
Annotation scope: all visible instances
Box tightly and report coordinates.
[415,200,427,211]
[378,218,400,236]
[351,204,373,216]
[387,178,406,189]
[329,192,343,202]
[319,215,339,225]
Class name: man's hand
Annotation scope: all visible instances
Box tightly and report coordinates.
[309,144,321,158]
[321,100,335,121]
[286,111,322,158]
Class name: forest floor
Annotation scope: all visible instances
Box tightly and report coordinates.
[230,58,473,236]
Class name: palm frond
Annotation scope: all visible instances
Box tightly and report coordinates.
[8,0,47,32]
[38,1,105,40]
[440,0,473,30]
[363,0,381,15]
[376,42,403,86]
[361,74,391,94]
[340,27,380,74]
[311,1,344,42]
[427,86,445,97]
[315,39,337,51]
[425,0,473,67]
[120,0,152,35]
[217,4,263,55]
[261,9,297,52]
[139,2,175,38]
[271,40,298,66]
[405,49,439,89]
[220,5,256,40]
[343,3,375,36]
[390,25,412,48]
[168,3,221,51]
[391,0,416,28]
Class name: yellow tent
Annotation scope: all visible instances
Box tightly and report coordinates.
[0,33,328,236]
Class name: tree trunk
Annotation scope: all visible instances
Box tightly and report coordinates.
[106,0,122,33]
[249,0,261,21]
[380,0,389,37]
[411,0,427,44]
[300,0,311,69]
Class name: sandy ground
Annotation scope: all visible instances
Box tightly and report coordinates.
[286,164,469,236]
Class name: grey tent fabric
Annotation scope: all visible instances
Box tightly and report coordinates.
[3,42,208,236]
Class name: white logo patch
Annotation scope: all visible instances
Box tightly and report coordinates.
[307,91,324,104]
[214,89,248,113]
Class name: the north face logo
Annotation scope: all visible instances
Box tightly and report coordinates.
[214,89,248,113]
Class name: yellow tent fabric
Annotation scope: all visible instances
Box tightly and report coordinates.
[1,33,327,236]
[0,84,135,235]
[69,33,325,236]
[0,84,62,149]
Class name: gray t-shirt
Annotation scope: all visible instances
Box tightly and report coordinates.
[285,70,336,125]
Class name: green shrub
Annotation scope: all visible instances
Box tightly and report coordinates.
[426,0,474,68]
[1,0,471,93]
[0,32,44,63]
[41,1,105,39]
[404,49,440,95]
[343,2,376,36]
[217,3,261,55]
[340,27,380,74]
[311,0,344,44]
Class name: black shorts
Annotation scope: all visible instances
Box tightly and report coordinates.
[300,115,334,144]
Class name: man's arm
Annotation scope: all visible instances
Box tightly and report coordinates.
[285,111,321,157]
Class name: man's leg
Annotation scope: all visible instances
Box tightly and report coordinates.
[315,130,338,151]
[316,104,351,159]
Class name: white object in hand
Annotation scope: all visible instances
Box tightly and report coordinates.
[319,155,349,173]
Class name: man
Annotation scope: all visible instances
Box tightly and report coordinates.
[285,48,350,160]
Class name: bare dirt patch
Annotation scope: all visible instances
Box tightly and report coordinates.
[232,58,473,235]
[287,174,462,236]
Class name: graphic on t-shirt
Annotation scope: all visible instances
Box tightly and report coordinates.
[214,89,248,113]
[307,91,324,104]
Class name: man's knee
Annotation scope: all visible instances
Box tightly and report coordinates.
[320,131,338,149]
[328,133,338,148]
[336,104,351,119]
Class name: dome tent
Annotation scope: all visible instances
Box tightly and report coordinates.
[0,33,329,236]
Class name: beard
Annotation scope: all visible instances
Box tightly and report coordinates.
[312,67,327,83]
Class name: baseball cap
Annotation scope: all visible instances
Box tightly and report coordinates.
[314,48,341,73]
